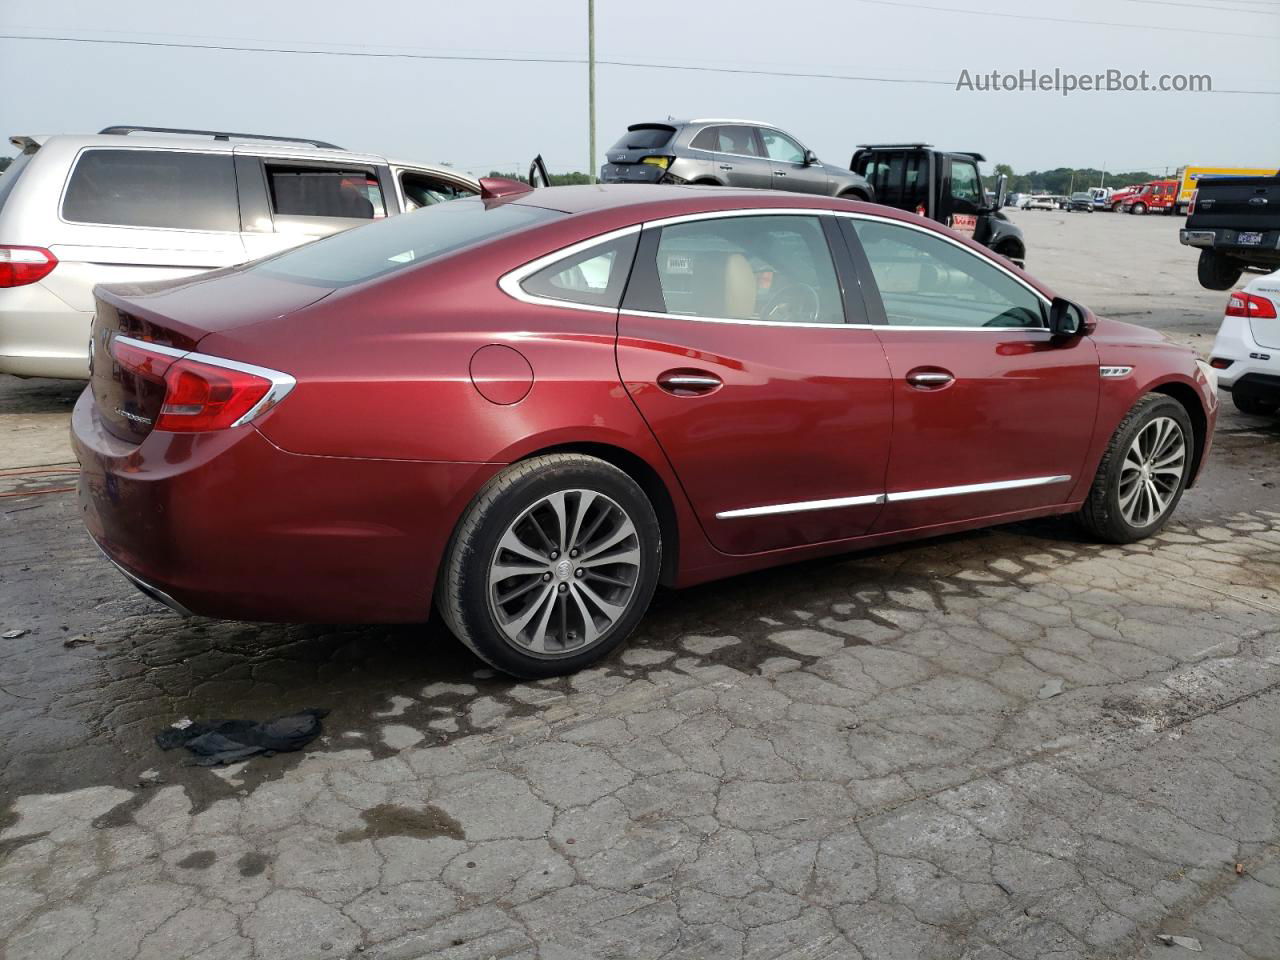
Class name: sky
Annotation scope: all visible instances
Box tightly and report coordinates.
[1,0,1278,178]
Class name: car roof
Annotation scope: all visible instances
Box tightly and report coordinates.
[509,183,852,216]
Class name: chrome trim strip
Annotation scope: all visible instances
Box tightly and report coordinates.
[885,474,1071,503]
[92,539,194,617]
[498,224,641,315]
[716,493,885,519]
[1099,365,1133,378]
[113,336,296,427]
[661,375,721,387]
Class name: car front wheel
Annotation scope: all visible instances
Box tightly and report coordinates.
[438,454,661,678]
[1076,394,1194,543]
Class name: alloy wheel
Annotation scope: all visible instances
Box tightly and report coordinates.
[1118,416,1186,528]
[487,489,642,658]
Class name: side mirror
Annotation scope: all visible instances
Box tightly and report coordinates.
[1049,296,1086,337]
[803,149,818,167]
[993,173,1008,211]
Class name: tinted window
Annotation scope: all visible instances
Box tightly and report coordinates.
[653,215,843,325]
[63,149,238,231]
[859,152,928,212]
[608,125,675,151]
[267,165,385,220]
[401,171,476,210]
[713,126,761,157]
[254,197,560,287]
[521,233,639,308]
[760,129,805,164]
[0,150,35,212]
[850,219,1043,329]
[690,126,720,151]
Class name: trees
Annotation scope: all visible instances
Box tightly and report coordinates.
[487,169,592,186]
[990,164,1158,195]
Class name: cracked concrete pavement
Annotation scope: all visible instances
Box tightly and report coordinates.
[2,212,1278,959]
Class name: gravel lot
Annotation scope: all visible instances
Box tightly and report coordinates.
[2,211,1277,960]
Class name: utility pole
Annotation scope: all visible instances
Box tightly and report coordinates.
[1100,164,1106,189]
[588,0,596,184]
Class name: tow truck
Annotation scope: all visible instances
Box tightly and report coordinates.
[849,143,1026,266]
[1120,179,1180,215]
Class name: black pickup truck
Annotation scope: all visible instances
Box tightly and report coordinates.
[1181,173,1280,290]
[850,143,1025,267]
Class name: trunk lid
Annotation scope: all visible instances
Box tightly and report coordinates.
[600,124,676,183]
[90,269,332,442]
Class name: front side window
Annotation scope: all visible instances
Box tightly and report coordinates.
[266,165,385,220]
[950,162,981,206]
[254,197,560,287]
[650,215,844,325]
[760,129,805,164]
[850,219,1044,329]
[520,233,639,308]
[63,149,238,231]
[401,171,477,210]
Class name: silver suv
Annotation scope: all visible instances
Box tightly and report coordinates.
[0,126,479,380]
[599,119,872,199]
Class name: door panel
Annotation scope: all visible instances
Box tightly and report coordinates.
[870,329,1099,530]
[842,215,1100,531]
[617,214,892,555]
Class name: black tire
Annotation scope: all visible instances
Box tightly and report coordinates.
[1232,390,1279,416]
[437,453,661,678]
[1076,394,1195,544]
[838,189,869,202]
[1197,250,1243,291]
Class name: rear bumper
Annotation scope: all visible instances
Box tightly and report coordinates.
[1180,228,1280,261]
[72,388,501,623]
[1209,315,1276,389]
[0,282,93,379]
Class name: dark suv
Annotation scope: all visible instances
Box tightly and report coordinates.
[600,120,873,200]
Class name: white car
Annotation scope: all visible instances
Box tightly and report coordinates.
[0,126,480,380]
[1020,196,1058,211]
[1209,269,1280,415]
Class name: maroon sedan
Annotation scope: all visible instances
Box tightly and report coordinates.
[73,183,1218,677]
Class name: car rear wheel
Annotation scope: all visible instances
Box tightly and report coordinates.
[438,453,661,678]
[1196,250,1243,291]
[1076,394,1194,544]
[1131,202,1147,215]
[1232,390,1279,416]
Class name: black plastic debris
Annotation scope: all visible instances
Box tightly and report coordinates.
[155,709,329,766]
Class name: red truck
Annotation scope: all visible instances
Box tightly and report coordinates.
[1119,179,1180,215]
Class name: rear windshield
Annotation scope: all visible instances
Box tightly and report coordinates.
[63,149,239,231]
[253,197,561,287]
[608,125,676,152]
[0,150,36,212]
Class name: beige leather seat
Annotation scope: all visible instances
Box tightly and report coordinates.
[723,253,757,319]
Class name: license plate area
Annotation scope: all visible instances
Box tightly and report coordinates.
[1238,231,1264,246]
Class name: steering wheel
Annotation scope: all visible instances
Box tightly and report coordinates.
[761,282,822,324]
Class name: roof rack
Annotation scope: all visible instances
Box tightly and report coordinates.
[855,143,933,150]
[98,126,343,150]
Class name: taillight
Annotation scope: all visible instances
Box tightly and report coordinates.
[0,246,58,287]
[109,336,293,432]
[1226,292,1278,319]
[641,156,673,170]
[1188,189,1197,216]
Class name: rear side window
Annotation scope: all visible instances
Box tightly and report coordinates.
[400,171,477,210]
[520,233,639,308]
[254,197,561,287]
[608,125,675,151]
[266,165,385,220]
[858,151,929,211]
[0,150,35,212]
[62,149,238,231]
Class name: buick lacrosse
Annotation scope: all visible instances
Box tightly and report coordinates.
[73,183,1217,676]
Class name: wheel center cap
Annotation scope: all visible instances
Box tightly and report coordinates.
[555,559,573,581]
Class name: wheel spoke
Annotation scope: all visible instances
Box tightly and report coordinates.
[580,519,637,561]
[572,579,629,623]
[498,529,547,565]
[497,583,555,643]
[489,562,546,587]
[545,491,569,554]
[567,491,598,553]
[524,588,559,653]
[496,574,547,604]
[578,546,641,570]
[567,586,601,646]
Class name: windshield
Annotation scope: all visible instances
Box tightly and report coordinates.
[608,126,676,152]
[254,198,561,287]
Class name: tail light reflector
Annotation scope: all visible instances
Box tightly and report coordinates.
[109,336,294,432]
[1187,189,1197,216]
[0,246,58,287]
[1226,292,1278,319]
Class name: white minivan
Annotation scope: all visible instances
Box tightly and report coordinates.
[0,126,479,379]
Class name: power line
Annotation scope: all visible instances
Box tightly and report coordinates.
[847,0,1277,37]
[1118,0,1279,13]
[1,33,1277,95]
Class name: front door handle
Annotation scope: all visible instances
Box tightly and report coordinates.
[657,370,723,396]
[719,164,734,171]
[775,171,788,177]
[905,368,955,389]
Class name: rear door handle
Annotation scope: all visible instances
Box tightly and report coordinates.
[719,164,734,171]
[905,369,954,389]
[657,370,723,396]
